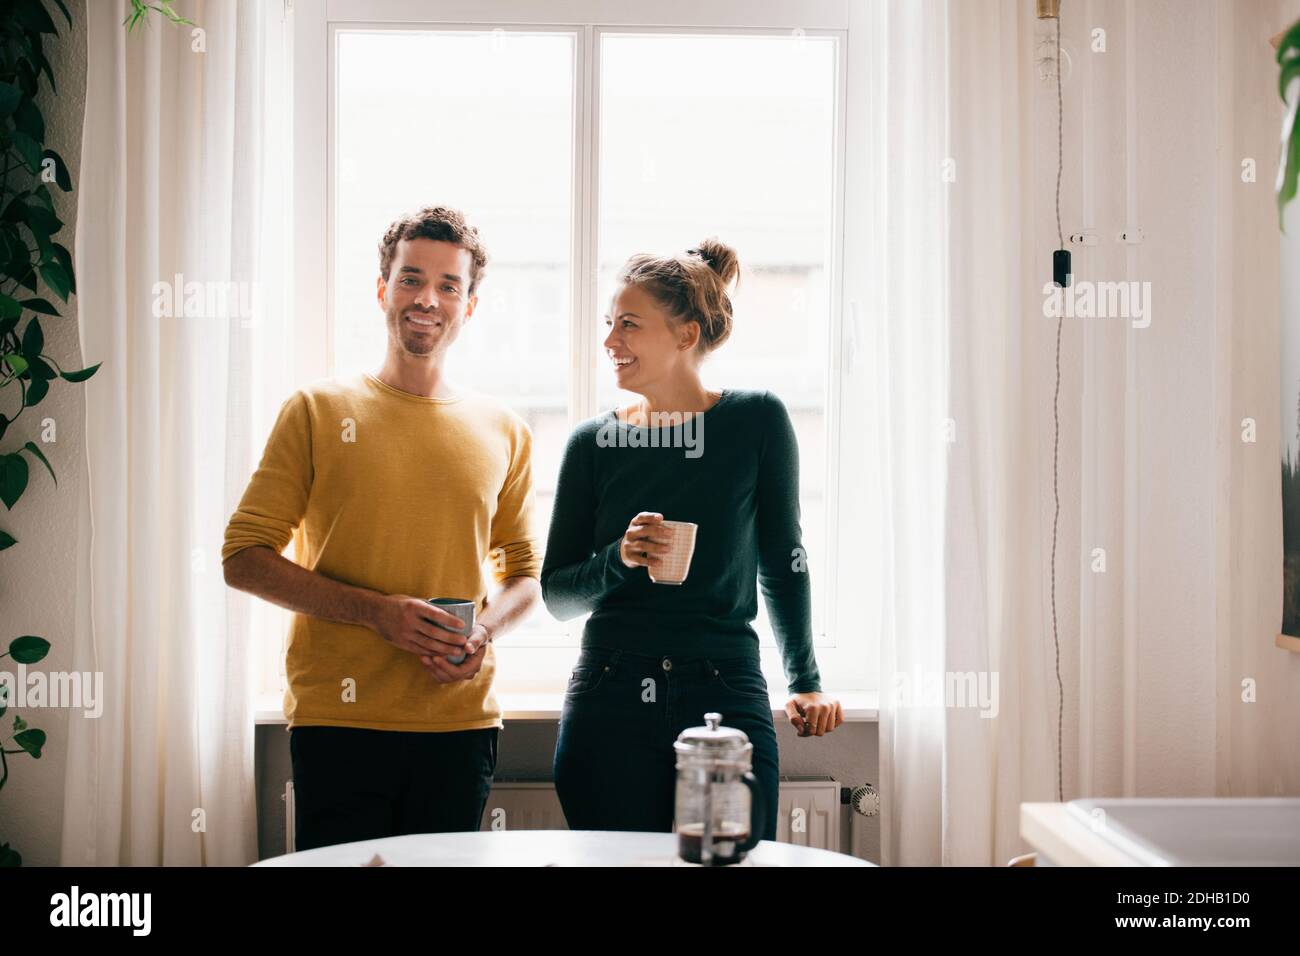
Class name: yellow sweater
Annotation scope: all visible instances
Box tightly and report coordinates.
[222,372,541,732]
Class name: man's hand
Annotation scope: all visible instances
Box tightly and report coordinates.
[785,692,844,737]
[419,623,490,683]
[368,593,473,659]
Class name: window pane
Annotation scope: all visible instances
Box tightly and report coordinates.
[333,30,574,637]
[597,33,837,639]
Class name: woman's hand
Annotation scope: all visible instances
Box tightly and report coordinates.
[619,511,670,573]
[785,692,844,737]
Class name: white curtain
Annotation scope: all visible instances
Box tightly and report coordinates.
[869,0,1166,868]
[857,0,953,867]
[939,0,1061,867]
[872,0,1291,866]
[63,0,290,866]
[867,0,1090,867]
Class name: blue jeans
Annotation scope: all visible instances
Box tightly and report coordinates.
[553,647,780,841]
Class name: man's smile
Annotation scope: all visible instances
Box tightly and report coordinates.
[404,312,441,331]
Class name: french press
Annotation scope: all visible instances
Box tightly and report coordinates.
[673,712,764,866]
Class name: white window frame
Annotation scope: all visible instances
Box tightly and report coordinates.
[290,0,872,693]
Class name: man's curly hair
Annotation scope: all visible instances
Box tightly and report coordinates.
[378,206,488,294]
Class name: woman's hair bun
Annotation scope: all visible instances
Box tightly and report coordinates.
[692,237,740,289]
[616,237,740,355]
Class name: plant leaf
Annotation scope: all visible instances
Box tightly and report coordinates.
[40,149,71,192]
[33,229,52,266]
[51,243,74,294]
[38,263,69,301]
[1,196,29,224]
[25,203,61,236]
[9,635,49,664]
[1279,21,1300,226]
[0,529,15,550]
[3,245,32,296]
[0,295,20,321]
[59,361,100,383]
[2,354,29,377]
[20,442,53,485]
[14,0,57,34]
[14,729,46,759]
[1279,75,1300,226]
[21,318,42,358]
[0,82,20,116]
[31,184,55,214]
[27,356,55,380]
[10,130,42,176]
[1281,56,1300,103]
[23,376,48,407]
[29,36,56,96]
[13,97,44,144]
[15,60,38,98]
[0,454,29,509]
[19,298,58,316]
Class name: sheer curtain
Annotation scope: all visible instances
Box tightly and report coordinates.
[866,0,1062,867]
[63,0,290,865]
[855,0,951,867]
[940,0,1060,867]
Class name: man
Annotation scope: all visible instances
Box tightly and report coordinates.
[222,206,541,851]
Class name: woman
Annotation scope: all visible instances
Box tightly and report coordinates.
[541,237,843,841]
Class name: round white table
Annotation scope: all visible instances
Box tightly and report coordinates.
[253,829,875,867]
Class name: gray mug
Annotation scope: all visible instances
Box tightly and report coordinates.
[427,597,475,665]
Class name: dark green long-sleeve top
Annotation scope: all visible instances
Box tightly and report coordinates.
[540,388,822,694]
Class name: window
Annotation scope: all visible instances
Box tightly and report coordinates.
[596,31,838,644]
[333,29,576,641]
[285,0,867,697]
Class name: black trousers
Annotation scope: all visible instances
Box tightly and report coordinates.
[288,725,499,852]
[553,648,780,841]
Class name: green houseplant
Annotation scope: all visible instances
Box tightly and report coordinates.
[0,0,94,868]
[1278,18,1300,224]
[0,0,198,869]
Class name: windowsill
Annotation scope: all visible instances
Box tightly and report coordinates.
[254,690,879,725]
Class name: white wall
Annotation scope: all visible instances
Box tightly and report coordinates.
[1029,0,1222,799]
[1041,0,1300,798]
[1222,0,1300,797]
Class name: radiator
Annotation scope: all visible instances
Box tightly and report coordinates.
[773,778,841,850]
[482,778,840,850]
[283,777,841,854]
